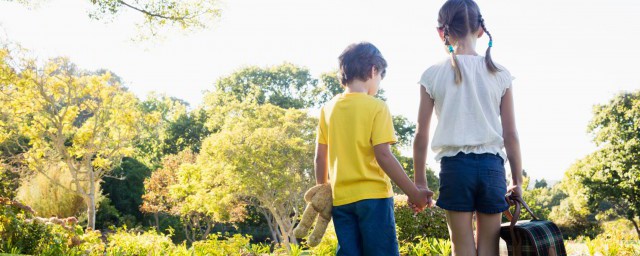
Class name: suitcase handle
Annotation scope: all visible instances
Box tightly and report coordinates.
[504,191,538,223]
[503,192,539,256]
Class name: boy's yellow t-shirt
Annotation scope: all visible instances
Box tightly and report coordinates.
[317,92,397,206]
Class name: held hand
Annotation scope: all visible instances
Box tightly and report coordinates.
[416,185,435,209]
[408,188,434,213]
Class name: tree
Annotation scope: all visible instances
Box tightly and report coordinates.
[1,53,141,229]
[170,155,247,243]
[140,151,186,230]
[534,179,548,189]
[101,157,151,223]
[314,70,387,105]
[577,91,640,238]
[0,49,23,199]
[199,94,315,251]
[214,63,319,109]
[136,93,209,168]
[5,0,223,40]
[549,155,600,238]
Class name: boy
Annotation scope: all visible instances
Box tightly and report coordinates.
[315,42,433,255]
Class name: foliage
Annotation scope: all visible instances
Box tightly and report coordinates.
[102,157,151,223]
[0,50,24,200]
[399,236,452,256]
[521,181,566,221]
[141,150,194,215]
[394,154,439,196]
[213,63,320,109]
[95,197,123,230]
[1,52,142,229]
[16,165,86,218]
[136,94,209,169]
[549,157,601,238]
[534,179,548,189]
[0,167,20,199]
[393,195,449,243]
[309,222,338,255]
[392,115,416,148]
[314,71,344,106]
[579,91,640,238]
[105,228,187,255]
[190,233,252,256]
[200,92,315,249]
[0,198,105,255]
[169,149,247,243]
[7,0,223,40]
[575,219,640,256]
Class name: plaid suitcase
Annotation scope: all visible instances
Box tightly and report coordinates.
[500,193,567,256]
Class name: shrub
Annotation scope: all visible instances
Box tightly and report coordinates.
[105,228,185,255]
[309,222,338,255]
[573,219,640,256]
[190,233,252,256]
[0,198,104,255]
[15,167,86,218]
[394,195,449,243]
[399,236,452,256]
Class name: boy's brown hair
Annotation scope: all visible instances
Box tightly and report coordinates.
[338,42,387,86]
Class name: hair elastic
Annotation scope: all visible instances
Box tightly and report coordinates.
[488,41,493,47]
[448,45,454,53]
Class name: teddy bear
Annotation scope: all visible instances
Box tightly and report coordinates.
[293,183,332,247]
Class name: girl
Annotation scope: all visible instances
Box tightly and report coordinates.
[412,0,524,255]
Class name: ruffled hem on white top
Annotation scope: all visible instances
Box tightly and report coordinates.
[435,145,508,163]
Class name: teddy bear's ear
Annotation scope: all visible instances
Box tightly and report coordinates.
[304,184,323,202]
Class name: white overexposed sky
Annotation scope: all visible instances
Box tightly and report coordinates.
[1,0,639,181]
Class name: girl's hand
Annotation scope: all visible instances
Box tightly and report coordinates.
[506,184,523,205]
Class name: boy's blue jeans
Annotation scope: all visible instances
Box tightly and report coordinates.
[331,197,399,256]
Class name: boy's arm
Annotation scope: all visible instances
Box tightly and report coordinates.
[413,85,435,189]
[374,143,431,208]
[315,143,329,185]
[500,88,523,196]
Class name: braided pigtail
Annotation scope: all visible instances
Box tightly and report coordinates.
[479,15,500,73]
[444,25,463,84]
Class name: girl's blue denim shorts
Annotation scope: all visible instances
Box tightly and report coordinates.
[435,152,510,214]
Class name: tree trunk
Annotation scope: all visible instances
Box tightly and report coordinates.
[87,172,97,230]
[184,221,194,243]
[630,216,640,240]
[203,219,213,239]
[154,212,160,231]
[260,209,279,243]
[273,212,290,253]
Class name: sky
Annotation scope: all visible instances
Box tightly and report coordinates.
[1,0,639,181]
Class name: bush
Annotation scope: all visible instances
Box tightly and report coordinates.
[105,228,186,255]
[0,198,105,255]
[15,167,87,218]
[309,221,338,255]
[400,236,452,256]
[190,233,252,256]
[394,195,449,243]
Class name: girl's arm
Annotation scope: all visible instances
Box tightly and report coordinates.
[315,143,329,184]
[500,88,524,195]
[413,85,435,189]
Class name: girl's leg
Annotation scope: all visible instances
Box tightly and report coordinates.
[475,212,502,256]
[445,210,476,256]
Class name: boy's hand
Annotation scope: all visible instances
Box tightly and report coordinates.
[408,188,434,213]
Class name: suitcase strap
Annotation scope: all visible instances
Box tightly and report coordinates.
[503,192,538,256]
